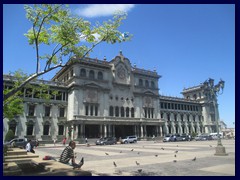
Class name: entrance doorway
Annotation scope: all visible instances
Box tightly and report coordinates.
[85,125,100,138]
[115,125,134,139]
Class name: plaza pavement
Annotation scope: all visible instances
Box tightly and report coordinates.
[34,139,235,176]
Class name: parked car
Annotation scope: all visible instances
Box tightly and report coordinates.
[4,138,39,148]
[121,136,137,144]
[176,134,190,141]
[95,137,117,145]
[163,135,171,142]
[4,138,27,148]
[195,134,213,141]
[170,134,180,142]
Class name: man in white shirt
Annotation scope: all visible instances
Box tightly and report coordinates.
[26,139,35,153]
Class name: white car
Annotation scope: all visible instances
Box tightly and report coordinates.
[121,136,137,144]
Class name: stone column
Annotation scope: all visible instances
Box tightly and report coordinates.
[104,124,107,137]
[99,125,103,138]
[140,124,144,137]
[159,125,163,137]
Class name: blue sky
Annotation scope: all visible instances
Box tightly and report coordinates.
[3,4,235,128]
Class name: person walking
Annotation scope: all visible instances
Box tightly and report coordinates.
[62,137,67,146]
[59,141,84,169]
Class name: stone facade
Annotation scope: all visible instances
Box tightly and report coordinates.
[3,52,221,141]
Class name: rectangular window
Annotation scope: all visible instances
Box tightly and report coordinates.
[25,88,32,98]
[95,106,98,116]
[29,105,35,116]
[160,102,164,109]
[27,124,33,135]
[63,92,66,101]
[90,105,93,116]
[85,106,88,116]
[45,106,51,117]
[59,107,65,117]
[56,91,62,100]
[58,125,64,135]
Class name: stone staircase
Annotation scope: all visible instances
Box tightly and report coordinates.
[3,148,92,176]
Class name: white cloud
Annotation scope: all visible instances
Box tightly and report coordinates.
[76,4,135,18]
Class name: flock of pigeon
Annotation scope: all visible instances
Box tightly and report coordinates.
[101,144,206,174]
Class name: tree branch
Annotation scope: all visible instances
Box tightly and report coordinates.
[4,63,66,101]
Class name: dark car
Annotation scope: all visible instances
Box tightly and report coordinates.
[170,134,180,142]
[176,134,190,141]
[95,137,117,145]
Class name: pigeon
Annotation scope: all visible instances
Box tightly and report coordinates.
[135,161,140,166]
[138,169,142,173]
[161,147,165,150]
[173,160,177,163]
[174,154,177,158]
[155,154,158,157]
[131,149,134,151]
[105,153,109,155]
[175,150,178,153]
[192,157,196,161]
[113,161,117,167]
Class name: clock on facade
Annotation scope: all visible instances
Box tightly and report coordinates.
[117,66,126,80]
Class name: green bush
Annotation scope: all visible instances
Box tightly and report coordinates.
[4,129,15,142]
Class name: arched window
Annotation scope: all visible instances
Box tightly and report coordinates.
[139,79,143,86]
[151,81,155,88]
[97,71,103,80]
[80,69,86,77]
[89,70,95,79]
[145,80,149,88]
[131,108,134,118]
[126,107,129,117]
[115,107,119,117]
[121,107,125,117]
[109,106,113,116]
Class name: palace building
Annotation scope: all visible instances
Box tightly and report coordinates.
[3,51,222,142]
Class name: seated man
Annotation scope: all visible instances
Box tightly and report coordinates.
[26,139,35,153]
[59,140,84,169]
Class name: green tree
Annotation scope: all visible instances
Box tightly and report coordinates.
[4,129,15,142]
[3,69,52,119]
[4,4,132,102]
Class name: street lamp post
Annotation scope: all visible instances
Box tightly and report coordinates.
[203,78,228,156]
